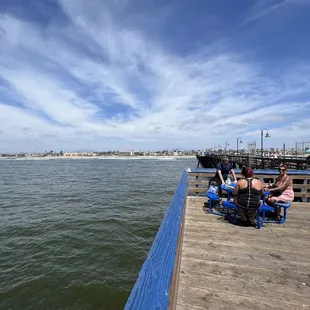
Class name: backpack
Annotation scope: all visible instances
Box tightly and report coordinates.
[207,180,219,194]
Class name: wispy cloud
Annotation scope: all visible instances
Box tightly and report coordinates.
[243,0,289,25]
[0,0,310,152]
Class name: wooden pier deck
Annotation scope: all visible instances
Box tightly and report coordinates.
[171,197,310,310]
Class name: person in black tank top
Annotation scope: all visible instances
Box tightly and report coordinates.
[233,167,264,225]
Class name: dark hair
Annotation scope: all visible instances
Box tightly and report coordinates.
[241,166,254,178]
[279,164,287,171]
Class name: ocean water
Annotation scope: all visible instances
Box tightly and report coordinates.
[0,157,196,310]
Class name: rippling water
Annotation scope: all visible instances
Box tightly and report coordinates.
[0,157,196,310]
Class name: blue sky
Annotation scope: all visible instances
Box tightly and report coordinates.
[1,0,310,152]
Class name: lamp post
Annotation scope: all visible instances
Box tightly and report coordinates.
[236,137,243,155]
[260,129,270,157]
[225,141,229,153]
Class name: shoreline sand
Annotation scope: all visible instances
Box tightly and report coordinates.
[0,155,197,161]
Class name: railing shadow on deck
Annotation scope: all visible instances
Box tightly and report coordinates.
[124,169,188,310]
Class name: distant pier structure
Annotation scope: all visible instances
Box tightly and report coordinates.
[196,153,310,170]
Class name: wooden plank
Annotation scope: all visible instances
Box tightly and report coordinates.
[183,217,310,236]
[182,229,310,249]
[181,246,310,269]
[187,188,208,193]
[184,217,310,231]
[186,208,310,221]
[187,188,310,198]
[184,216,310,234]
[186,197,310,207]
[178,269,310,305]
[188,176,310,181]
[185,214,310,228]
[180,258,310,286]
[176,284,310,310]
[187,187,310,197]
[188,172,310,180]
[188,180,210,185]
[188,181,310,189]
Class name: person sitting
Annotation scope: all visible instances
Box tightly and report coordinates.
[265,164,294,219]
[233,167,264,225]
[214,157,237,185]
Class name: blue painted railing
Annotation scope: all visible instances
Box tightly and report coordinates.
[124,169,188,310]
[189,168,310,175]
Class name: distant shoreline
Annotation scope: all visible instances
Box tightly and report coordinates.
[0,155,197,160]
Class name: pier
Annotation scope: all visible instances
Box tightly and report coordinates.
[170,197,310,309]
[125,169,310,310]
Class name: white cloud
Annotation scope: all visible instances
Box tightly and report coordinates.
[0,0,310,152]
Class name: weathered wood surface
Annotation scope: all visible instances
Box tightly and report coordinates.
[173,196,310,310]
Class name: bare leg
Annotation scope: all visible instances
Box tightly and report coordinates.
[266,197,280,217]
[238,207,247,221]
[248,209,259,226]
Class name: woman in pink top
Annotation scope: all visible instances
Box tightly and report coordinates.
[265,165,294,217]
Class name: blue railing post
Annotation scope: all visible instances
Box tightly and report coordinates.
[124,169,188,310]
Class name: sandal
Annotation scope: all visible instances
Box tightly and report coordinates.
[275,214,283,221]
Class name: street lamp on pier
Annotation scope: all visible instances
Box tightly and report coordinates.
[260,129,270,157]
[225,141,229,153]
[237,137,243,155]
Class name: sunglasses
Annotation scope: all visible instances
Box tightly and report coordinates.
[279,168,285,171]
